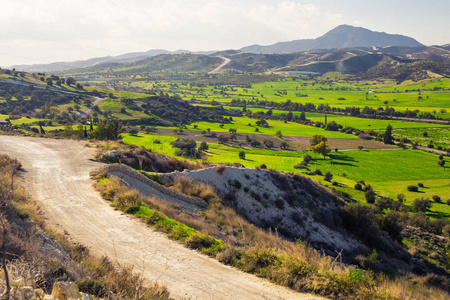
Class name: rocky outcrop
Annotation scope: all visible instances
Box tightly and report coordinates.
[1,272,90,300]
[100,164,207,212]
[161,166,364,255]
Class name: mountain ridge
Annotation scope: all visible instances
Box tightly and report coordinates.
[12,25,429,73]
[240,24,424,54]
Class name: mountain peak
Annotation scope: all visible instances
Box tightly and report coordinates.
[240,25,423,54]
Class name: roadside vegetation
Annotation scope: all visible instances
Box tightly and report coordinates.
[91,161,450,300]
[0,154,170,300]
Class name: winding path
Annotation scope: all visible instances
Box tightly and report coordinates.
[208,56,231,74]
[0,136,323,300]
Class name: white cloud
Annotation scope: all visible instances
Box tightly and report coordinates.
[0,0,447,66]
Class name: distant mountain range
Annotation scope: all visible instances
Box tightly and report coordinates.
[240,25,423,54]
[13,25,444,75]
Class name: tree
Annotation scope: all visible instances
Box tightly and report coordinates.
[311,141,331,159]
[263,139,274,149]
[325,121,339,131]
[239,151,246,159]
[75,124,84,139]
[280,141,289,149]
[383,124,393,144]
[324,171,333,181]
[303,155,312,164]
[66,77,76,85]
[438,160,445,168]
[310,134,327,147]
[62,122,73,138]
[299,111,306,121]
[199,142,209,151]
[275,131,283,138]
[39,125,46,135]
[412,197,432,212]
[218,134,229,144]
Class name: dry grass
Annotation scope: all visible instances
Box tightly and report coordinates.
[214,164,226,175]
[155,172,450,299]
[1,155,170,299]
[92,167,450,299]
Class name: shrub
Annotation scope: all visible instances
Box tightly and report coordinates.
[184,233,222,254]
[302,154,312,164]
[362,185,372,192]
[379,211,404,242]
[332,181,338,186]
[447,199,450,205]
[432,195,441,203]
[275,199,285,210]
[418,182,424,187]
[239,151,246,159]
[233,180,242,189]
[218,134,229,144]
[199,141,209,151]
[215,165,226,175]
[407,185,419,192]
[324,171,333,181]
[153,139,161,144]
[293,164,309,170]
[412,197,432,212]
[313,169,322,175]
[365,190,376,204]
[259,164,267,169]
[354,183,362,190]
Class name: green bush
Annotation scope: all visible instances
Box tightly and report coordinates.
[324,171,333,181]
[412,197,432,212]
[407,185,419,192]
[365,190,376,204]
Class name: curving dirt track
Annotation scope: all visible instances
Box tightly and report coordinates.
[0,136,324,300]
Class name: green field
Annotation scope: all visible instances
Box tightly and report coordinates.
[122,132,450,214]
[116,76,450,118]
[181,116,360,138]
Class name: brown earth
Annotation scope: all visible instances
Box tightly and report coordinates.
[0,135,324,300]
[147,129,397,151]
[284,136,398,150]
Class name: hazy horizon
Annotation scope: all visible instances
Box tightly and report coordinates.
[1,0,449,67]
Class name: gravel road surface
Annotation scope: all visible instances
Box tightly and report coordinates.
[0,135,324,300]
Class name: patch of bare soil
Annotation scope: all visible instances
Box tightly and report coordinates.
[285,136,398,150]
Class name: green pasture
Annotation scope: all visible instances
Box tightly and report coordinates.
[220,106,449,131]
[123,76,450,118]
[187,116,359,138]
[122,133,178,156]
[122,132,450,214]
[392,127,450,149]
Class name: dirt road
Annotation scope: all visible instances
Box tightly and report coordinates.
[208,56,231,74]
[0,136,323,300]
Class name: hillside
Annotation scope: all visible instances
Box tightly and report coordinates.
[240,25,424,54]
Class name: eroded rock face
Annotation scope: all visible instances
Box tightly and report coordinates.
[162,167,364,255]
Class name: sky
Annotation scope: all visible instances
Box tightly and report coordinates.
[0,0,449,67]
